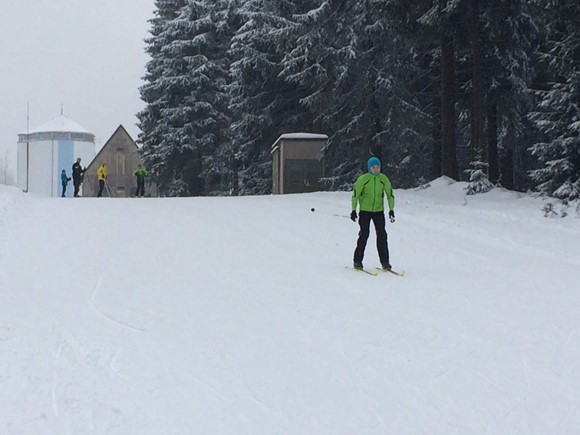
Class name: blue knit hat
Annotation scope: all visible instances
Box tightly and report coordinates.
[367,156,381,174]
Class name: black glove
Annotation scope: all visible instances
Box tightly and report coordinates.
[350,210,358,222]
[389,210,395,222]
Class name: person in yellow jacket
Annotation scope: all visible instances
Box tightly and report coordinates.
[97,162,107,197]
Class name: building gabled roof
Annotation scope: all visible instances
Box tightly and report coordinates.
[86,125,138,169]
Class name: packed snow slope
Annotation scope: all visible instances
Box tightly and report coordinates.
[1,178,579,435]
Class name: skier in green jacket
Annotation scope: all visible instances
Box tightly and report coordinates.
[134,165,148,197]
[351,156,395,270]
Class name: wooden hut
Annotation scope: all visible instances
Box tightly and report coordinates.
[271,133,328,194]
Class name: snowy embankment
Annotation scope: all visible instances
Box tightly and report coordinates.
[1,179,579,434]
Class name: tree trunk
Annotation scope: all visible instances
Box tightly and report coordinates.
[440,26,457,180]
[487,97,499,184]
[501,149,514,191]
[469,0,484,162]
[370,101,383,167]
[432,62,442,180]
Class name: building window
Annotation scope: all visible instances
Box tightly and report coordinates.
[116,153,126,175]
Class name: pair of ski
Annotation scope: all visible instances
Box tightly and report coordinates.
[348,267,405,277]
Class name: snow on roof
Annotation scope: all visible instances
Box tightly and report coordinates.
[271,132,328,149]
[22,115,92,135]
[278,133,328,140]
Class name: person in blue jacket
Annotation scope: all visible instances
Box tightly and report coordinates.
[61,169,71,197]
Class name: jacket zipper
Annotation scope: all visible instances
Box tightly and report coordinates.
[372,176,376,211]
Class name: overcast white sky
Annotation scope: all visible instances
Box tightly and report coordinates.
[0,0,155,182]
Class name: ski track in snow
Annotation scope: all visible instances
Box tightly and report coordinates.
[89,274,146,333]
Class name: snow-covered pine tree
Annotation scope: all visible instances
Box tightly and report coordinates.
[398,0,537,190]
[528,0,580,202]
[138,0,187,194]
[451,0,538,188]
[181,0,240,195]
[464,160,494,195]
[202,0,247,195]
[228,0,315,195]
[276,0,360,189]
[278,0,431,189]
[154,1,211,196]
[416,0,465,181]
[478,0,537,189]
[139,0,240,196]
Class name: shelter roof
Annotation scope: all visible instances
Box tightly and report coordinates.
[271,132,328,150]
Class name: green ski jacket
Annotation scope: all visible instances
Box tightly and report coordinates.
[134,168,148,182]
[351,173,395,212]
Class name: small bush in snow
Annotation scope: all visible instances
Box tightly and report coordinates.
[542,202,558,218]
[415,178,430,191]
[542,199,580,218]
[465,161,494,195]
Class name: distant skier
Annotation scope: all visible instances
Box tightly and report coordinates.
[134,164,148,197]
[60,169,71,197]
[97,162,107,197]
[350,156,395,271]
[72,158,85,197]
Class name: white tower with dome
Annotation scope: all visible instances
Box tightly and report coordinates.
[17,114,96,197]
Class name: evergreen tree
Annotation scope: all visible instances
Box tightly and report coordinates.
[453,0,535,189]
[277,0,432,189]
[138,0,187,194]
[480,0,537,188]
[229,0,314,195]
[181,0,239,195]
[139,0,239,196]
[397,0,537,189]
[415,0,465,181]
[137,0,562,199]
[206,0,244,195]
[529,0,580,201]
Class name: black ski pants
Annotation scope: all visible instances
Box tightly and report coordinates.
[97,180,105,197]
[136,180,145,197]
[353,211,390,266]
[73,179,81,197]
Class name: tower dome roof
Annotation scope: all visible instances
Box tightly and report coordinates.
[18,114,95,143]
[27,114,91,134]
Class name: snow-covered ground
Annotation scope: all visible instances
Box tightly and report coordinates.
[1,178,579,434]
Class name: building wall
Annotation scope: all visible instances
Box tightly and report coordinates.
[17,141,27,191]
[28,140,53,197]
[17,138,95,197]
[272,148,280,194]
[277,139,325,194]
[282,140,324,160]
[83,127,142,198]
[56,140,74,197]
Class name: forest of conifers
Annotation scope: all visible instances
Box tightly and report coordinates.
[138,0,579,201]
